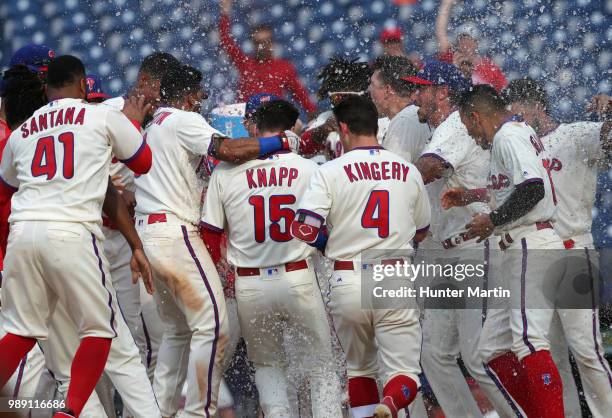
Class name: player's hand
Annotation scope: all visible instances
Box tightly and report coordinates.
[441,187,468,210]
[122,95,152,125]
[283,130,301,154]
[221,0,232,15]
[587,94,611,116]
[131,248,154,294]
[465,213,494,243]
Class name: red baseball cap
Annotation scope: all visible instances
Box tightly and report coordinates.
[380,28,403,43]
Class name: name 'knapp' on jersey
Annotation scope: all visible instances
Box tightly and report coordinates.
[202,151,318,268]
[0,98,149,237]
[292,146,431,261]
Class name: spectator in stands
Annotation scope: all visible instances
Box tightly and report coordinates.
[219,0,316,117]
[435,0,507,91]
[378,27,422,67]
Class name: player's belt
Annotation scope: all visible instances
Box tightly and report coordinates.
[441,232,472,249]
[235,259,308,277]
[498,221,553,250]
[333,259,405,271]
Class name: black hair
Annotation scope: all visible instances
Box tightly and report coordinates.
[332,95,378,136]
[46,55,85,89]
[459,84,507,114]
[503,77,549,113]
[317,58,373,100]
[255,100,299,132]
[372,55,419,98]
[2,65,47,128]
[139,52,180,80]
[160,64,203,103]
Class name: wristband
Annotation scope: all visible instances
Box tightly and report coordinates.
[258,135,282,157]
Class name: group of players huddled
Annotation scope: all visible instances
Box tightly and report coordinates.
[0,37,610,418]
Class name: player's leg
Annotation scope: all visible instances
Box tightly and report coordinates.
[327,269,380,417]
[557,247,612,417]
[235,273,291,417]
[0,222,50,389]
[55,375,109,418]
[283,265,343,417]
[217,297,241,415]
[39,223,117,417]
[508,232,566,418]
[139,280,162,381]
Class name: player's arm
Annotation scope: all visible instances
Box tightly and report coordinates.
[200,170,226,267]
[413,173,432,243]
[441,187,490,210]
[102,179,154,294]
[106,109,152,174]
[415,154,451,184]
[209,131,301,164]
[291,169,332,252]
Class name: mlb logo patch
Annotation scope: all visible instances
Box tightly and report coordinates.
[402,384,411,400]
[369,149,380,156]
[542,373,552,385]
[265,267,279,276]
[268,154,280,160]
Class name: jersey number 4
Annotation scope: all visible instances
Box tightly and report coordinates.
[248,194,296,243]
[362,190,389,238]
[31,133,75,180]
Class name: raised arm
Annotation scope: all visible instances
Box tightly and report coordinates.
[284,63,317,116]
[219,0,248,70]
[436,0,455,57]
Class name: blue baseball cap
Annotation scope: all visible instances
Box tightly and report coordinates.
[9,44,56,73]
[245,93,281,119]
[86,74,110,101]
[403,60,471,93]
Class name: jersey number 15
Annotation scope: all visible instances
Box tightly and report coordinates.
[31,132,75,180]
[248,194,296,243]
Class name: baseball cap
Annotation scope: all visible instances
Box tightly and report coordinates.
[402,60,471,93]
[245,93,281,119]
[85,74,110,100]
[380,27,403,43]
[9,44,56,73]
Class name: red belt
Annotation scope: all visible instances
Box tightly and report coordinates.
[333,259,406,271]
[563,239,575,249]
[145,213,167,224]
[499,221,553,250]
[236,259,308,277]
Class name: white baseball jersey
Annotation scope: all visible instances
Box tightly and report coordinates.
[103,96,135,192]
[421,111,490,242]
[488,117,556,232]
[297,146,430,260]
[0,98,144,236]
[541,122,603,240]
[135,107,221,225]
[202,152,316,268]
[382,105,432,163]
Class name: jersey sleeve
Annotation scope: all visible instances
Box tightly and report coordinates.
[296,166,332,224]
[575,122,603,165]
[413,173,432,232]
[0,139,18,190]
[177,113,220,156]
[201,169,225,232]
[106,108,146,162]
[421,128,469,173]
[498,135,543,186]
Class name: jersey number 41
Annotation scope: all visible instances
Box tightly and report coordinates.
[31,132,75,180]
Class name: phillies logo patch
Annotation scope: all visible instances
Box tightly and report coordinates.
[542,373,552,385]
[298,224,315,236]
[86,77,96,91]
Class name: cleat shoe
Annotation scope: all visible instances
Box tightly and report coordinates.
[373,396,398,418]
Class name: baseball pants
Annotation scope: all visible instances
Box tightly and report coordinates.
[40,270,161,418]
[139,278,163,382]
[328,263,421,418]
[218,297,241,411]
[235,259,342,418]
[419,239,518,418]
[136,215,228,418]
[1,221,117,340]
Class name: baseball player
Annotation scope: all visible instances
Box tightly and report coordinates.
[102,52,182,381]
[503,78,612,416]
[201,99,342,417]
[458,85,566,418]
[407,62,517,418]
[368,56,431,164]
[134,64,300,418]
[292,96,430,418]
[0,55,153,418]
